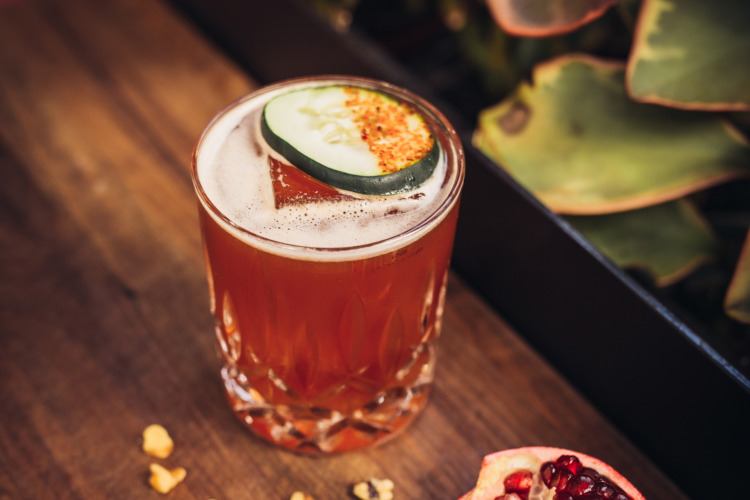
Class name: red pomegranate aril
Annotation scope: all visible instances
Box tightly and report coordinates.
[551,469,575,492]
[612,493,632,500]
[568,473,596,496]
[503,470,533,494]
[593,481,618,498]
[541,461,557,487]
[581,467,601,481]
[552,493,573,500]
[556,455,584,476]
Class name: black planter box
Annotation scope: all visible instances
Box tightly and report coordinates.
[170,1,750,497]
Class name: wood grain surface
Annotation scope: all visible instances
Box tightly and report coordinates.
[0,0,688,498]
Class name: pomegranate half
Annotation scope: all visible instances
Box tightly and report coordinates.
[460,446,646,500]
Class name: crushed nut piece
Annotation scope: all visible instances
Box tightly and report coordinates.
[289,492,315,500]
[148,463,187,494]
[352,478,394,500]
[142,424,174,459]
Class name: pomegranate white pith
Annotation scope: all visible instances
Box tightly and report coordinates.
[460,447,646,500]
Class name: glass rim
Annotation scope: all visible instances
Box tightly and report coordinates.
[191,75,465,255]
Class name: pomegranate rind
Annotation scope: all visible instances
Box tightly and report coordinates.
[460,446,645,500]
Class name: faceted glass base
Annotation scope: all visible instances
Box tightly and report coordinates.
[221,355,433,453]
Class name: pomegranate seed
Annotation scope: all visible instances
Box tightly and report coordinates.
[541,462,556,487]
[581,467,601,481]
[593,481,618,498]
[577,495,602,500]
[612,493,632,500]
[551,469,574,492]
[552,493,573,500]
[504,470,533,494]
[555,493,576,500]
[567,473,596,495]
[555,455,583,476]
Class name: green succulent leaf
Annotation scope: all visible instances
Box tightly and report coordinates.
[627,0,750,110]
[486,0,617,37]
[566,199,718,286]
[474,54,750,214]
[725,230,750,323]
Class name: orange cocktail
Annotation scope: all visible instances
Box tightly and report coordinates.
[192,76,464,453]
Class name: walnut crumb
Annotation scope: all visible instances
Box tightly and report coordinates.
[352,478,394,499]
[148,463,187,494]
[142,424,174,459]
[289,492,315,500]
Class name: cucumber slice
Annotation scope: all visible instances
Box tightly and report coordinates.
[261,85,438,195]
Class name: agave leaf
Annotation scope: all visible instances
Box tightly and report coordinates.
[567,199,718,286]
[725,230,750,323]
[474,54,750,214]
[486,0,617,37]
[627,0,750,111]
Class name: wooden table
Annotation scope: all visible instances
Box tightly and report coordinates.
[0,0,689,498]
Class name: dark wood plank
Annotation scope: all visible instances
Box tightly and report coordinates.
[0,0,688,499]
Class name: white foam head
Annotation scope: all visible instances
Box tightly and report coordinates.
[193,76,464,261]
